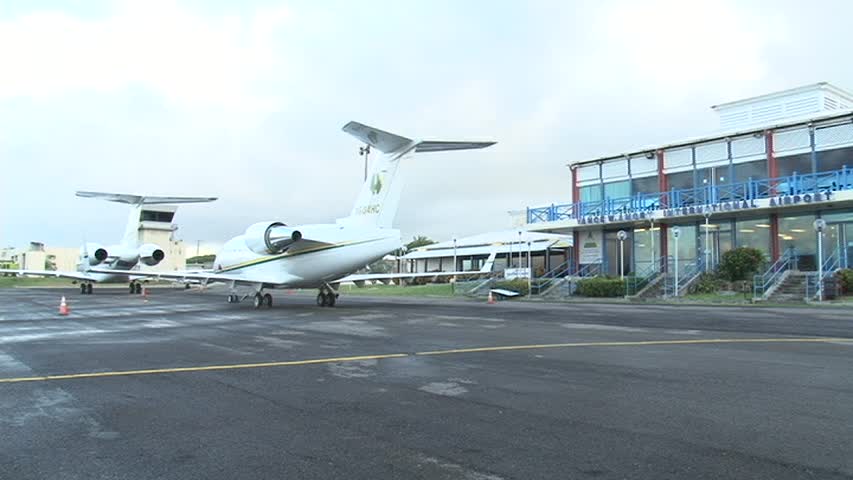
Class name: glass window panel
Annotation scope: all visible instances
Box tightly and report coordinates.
[603,180,630,199]
[779,214,817,271]
[667,171,693,191]
[631,176,658,195]
[668,224,697,264]
[735,217,771,260]
[580,185,602,202]
[816,146,853,173]
[605,230,632,277]
[733,159,767,182]
[633,227,662,273]
[777,153,813,177]
[821,209,853,223]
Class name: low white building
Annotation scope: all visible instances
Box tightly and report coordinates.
[403,230,573,276]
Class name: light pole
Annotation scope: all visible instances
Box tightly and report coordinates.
[703,211,712,270]
[527,241,532,297]
[617,230,627,279]
[517,230,523,274]
[649,219,655,271]
[359,144,371,181]
[452,237,458,273]
[672,226,681,296]
[814,219,826,302]
[508,235,514,271]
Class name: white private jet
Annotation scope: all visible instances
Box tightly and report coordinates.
[2,192,216,294]
[96,121,496,308]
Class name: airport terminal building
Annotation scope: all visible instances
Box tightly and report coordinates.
[525,83,853,280]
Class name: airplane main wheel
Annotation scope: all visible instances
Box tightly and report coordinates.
[86,283,93,295]
[316,293,325,306]
[129,283,136,294]
[327,293,336,307]
[81,284,87,294]
[135,283,143,295]
[253,294,263,309]
[263,293,273,308]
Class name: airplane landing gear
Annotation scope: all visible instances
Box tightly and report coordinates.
[316,285,338,307]
[80,283,93,294]
[252,292,273,309]
[227,294,239,304]
[129,282,142,294]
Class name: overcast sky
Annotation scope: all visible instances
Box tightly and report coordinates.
[2,0,852,253]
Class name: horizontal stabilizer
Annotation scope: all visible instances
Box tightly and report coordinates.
[76,191,218,205]
[415,140,496,153]
[342,122,412,154]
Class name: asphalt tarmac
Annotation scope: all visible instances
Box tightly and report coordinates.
[0,287,851,479]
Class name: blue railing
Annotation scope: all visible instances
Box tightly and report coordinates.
[625,256,668,296]
[753,249,798,299]
[528,166,852,224]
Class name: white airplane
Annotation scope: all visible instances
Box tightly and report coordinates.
[96,121,496,308]
[2,192,216,294]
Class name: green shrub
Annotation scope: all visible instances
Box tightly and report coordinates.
[837,269,853,295]
[719,247,765,282]
[689,272,726,294]
[577,277,625,297]
[494,278,529,296]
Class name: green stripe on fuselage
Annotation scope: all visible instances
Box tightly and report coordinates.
[217,238,385,273]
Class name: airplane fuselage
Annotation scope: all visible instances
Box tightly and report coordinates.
[213,223,402,289]
[75,244,141,283]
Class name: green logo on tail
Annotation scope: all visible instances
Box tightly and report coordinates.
[371,173,384,195]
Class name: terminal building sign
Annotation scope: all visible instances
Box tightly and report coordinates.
[577,191,834,226]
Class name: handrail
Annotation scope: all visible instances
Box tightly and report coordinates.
[541,259,572,278]
[805,248,843,300]
[571,263,602,278]
[663,256,706,297]
[528,165,851,224]
[752,249,797,299]
[625,256,668,296]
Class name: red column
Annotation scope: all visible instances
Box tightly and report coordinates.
[657,150,668,261]
[770,213,780,261]
[766,130,778,179]
[767,131,780,261]
[573,231,580,269]
[571,165,580,204]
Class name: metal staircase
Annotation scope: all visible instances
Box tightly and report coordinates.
[663,257,706,297]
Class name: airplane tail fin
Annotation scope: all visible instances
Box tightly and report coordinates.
[75,191,217,248]
[340,121,495,228]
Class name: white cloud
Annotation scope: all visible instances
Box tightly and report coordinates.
[0,0,290,112]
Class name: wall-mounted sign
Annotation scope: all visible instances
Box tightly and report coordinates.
[576,191,835,226]
[579,230,602,264]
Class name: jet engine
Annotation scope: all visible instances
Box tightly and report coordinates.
[84,243,109,266]
[138,243,166,266]
[244,221,302,255]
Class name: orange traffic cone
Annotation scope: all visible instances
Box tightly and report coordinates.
[487,291,495,304]
[59,296,69,316]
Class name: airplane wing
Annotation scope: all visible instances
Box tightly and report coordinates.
[87,268,294,288]
[0,269,95,281]
[338,251,497,285]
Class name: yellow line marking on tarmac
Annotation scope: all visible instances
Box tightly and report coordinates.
[0,353,408,384]
[0,338,846,384]
[414,337,849,356]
